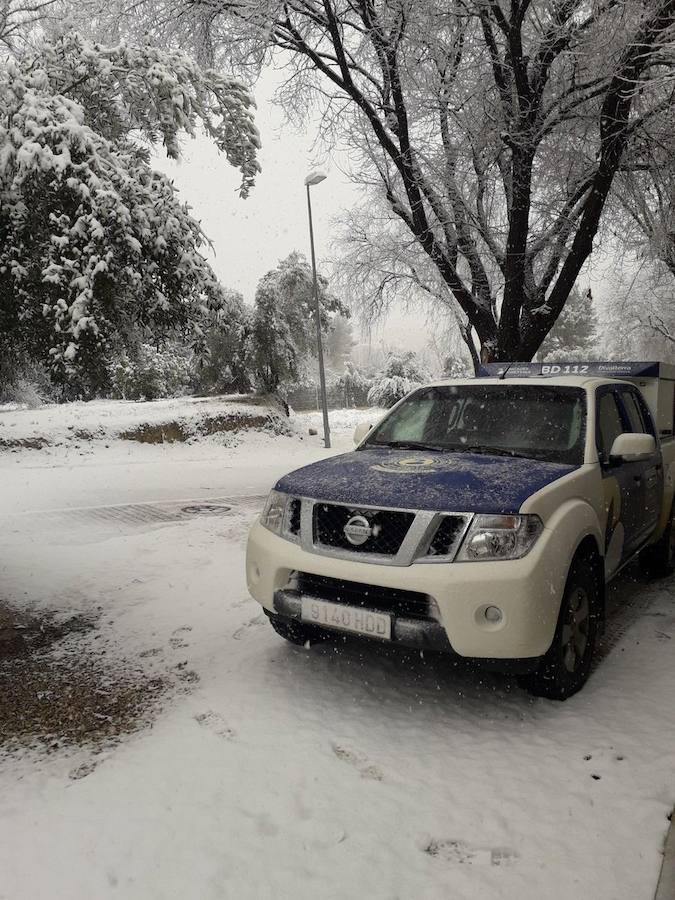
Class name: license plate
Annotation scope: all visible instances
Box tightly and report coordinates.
[301,597,391,640]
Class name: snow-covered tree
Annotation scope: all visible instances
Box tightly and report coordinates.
[442,357,472,379]
[133,0,675,363]
[609,72,675,282]
[367,352,429,409]
[324,315,354,371]
[248,252,347,393]
[335,362,372,407]
[537,289,599,362]
[600,260,675,360]
[0,0,59,51]
[0,31,260,394]
[334,199,483,373]
[193,290,252,395]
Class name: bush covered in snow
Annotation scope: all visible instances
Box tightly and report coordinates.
[0,359,55,408]
[109,344,194,401]
[0,32,260,397]
[367,352,429,408]
[335,364,373,407]
[442,357,473,378]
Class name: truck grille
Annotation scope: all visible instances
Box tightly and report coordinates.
[313,503,414,556]
[425,515,468,558]
[287,498,302,537]
[297,573,432,620]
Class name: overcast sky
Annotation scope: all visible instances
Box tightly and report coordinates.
[153,66,621,358]
[154,69,358,300]
[152,67,435,353]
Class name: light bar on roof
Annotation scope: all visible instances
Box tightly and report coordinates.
[478,361,662,378]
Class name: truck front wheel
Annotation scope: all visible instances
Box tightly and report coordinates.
[519,556,600,701]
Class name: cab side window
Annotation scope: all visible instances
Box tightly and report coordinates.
[597,391,625,462]
[633,391,656,437]
[620,391,647,434]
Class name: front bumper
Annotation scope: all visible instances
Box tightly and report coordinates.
[273,588,452,652]
[268,594,540,673]
[246,519,570,660]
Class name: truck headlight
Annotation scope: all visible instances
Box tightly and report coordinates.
[456,515,543,562]
[260,490,289,535]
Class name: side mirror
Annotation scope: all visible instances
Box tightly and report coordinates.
[609,432,656,463]
[353,422,372,445]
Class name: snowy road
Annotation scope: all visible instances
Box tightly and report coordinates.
[1,419,675,900]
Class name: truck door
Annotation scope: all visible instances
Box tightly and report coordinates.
[596,388,644,560]
[616,387,663,545]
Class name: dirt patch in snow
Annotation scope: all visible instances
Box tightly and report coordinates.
[0,436,49,450]
[118,420,191,444]
[0,394,292,450]
[119,412,274,444]
[0,604,168,756]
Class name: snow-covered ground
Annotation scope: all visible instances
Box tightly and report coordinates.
[0,394,288,455]
[0,399,382,511]
[1,400,674,900]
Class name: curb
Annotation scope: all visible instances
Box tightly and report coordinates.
[656,812,675,900]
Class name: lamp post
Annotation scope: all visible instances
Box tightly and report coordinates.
[304,169,331,449]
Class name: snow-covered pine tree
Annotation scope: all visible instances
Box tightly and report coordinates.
[537,289,599,362]
[0,32,260,395]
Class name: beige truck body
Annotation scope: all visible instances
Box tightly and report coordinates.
[247,366,675,668]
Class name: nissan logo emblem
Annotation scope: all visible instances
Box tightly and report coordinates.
[343,514,372,546]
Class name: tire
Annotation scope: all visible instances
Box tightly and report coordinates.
[519,555,601,701]
[640,506,675,578]
[268,614,321,647]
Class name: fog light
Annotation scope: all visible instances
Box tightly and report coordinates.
[484,606,503,623]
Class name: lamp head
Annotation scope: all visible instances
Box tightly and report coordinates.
[304,170,327,187]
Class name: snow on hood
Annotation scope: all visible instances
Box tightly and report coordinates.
[275,447,578,514]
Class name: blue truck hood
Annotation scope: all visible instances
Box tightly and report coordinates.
[275,447,577,514]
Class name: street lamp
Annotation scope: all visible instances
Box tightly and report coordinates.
[304,169,331,449]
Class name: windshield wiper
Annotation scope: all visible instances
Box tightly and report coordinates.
[367,441,541,459]
[459,445,535,460]
[370,440,447,452]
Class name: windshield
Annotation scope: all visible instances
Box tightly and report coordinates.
[363,384,587,465]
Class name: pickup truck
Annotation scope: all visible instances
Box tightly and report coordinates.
[246,361,675,700]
